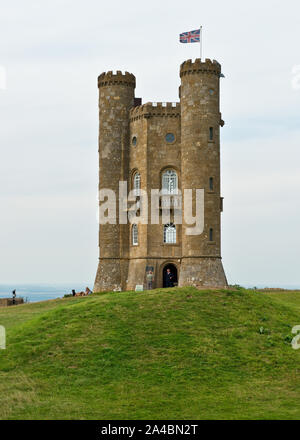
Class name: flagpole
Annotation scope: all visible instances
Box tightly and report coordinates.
[200,26,203,59]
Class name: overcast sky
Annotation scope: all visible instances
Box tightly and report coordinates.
[0,0,299,286]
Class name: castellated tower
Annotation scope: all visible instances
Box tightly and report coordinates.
[179,59,227,287]
[94,59,227,292]
[94,71,135,292]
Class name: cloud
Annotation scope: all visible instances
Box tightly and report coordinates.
[222,131,300,285]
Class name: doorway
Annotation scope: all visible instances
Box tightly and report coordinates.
[163,264,178,288]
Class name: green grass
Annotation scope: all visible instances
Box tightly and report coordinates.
[1,287,300,419]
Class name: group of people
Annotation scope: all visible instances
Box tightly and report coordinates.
[10,288,93,302]
[146,268,176,289]
[69,268,176,296]
[72,287,93,297]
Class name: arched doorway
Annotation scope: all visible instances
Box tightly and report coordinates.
[163,263,178,288]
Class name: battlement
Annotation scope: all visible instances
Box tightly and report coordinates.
[98,70,136,88]
[180,58,221,77]
[130,102,180,121]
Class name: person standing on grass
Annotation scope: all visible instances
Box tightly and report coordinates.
[146,270,154,290]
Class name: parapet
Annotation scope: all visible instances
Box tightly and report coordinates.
[180,58,221,78]
[98,71,136,88]
[130,102,180,121]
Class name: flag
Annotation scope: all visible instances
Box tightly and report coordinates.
[179,29,201,43]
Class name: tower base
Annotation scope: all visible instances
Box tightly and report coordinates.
[178,257,227,289]
[94,257,227,292]
[94,258,126,292]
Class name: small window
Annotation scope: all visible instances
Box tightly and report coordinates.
[209,228,214,242]
[209,177,214,191]
[132,224,138,246]
[209,127,214,141]
[164,223,176,244]
[133,172,140,195]
[132,136,137,146]
[165,133,175,144]
[209,89,214,95]
[162,169,178,195]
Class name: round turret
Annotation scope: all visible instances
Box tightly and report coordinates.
[179,58,227,288]
[94,70,136,292]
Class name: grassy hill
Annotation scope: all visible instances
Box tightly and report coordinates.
[1,287,300,420]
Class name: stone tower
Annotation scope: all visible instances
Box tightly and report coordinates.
[94,71,135,291]
[94,59,227,292]
[179,59,227,287]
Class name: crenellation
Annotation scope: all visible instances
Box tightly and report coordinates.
[129,102,181,121]
[98,70,136,88]
[180,58,221,78]
[94,58,227,292]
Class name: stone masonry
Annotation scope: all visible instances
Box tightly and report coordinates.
[0,298,24,307]
[94,59,227,292]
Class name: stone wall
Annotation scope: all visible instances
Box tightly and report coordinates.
[0,298,24,307]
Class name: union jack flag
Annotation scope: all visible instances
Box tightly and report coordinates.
[179,29,201,43]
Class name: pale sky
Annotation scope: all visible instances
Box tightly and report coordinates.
[0,0,300,286]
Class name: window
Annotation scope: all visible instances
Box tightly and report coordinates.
[209,127,214,141]
[162,169,178,194]
[209,177,214,191]
[164,223,176,244]
[209,228,214,242]
[165,133,175,144]
[133,172,141,195]
[132,224,138,246]
[132,136,137,146]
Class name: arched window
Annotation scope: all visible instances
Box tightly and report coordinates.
[132,224,138,246]
[133,172,140,195]
[162,170,178,194]
[164,223,176,244]
[209,228,214,242]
